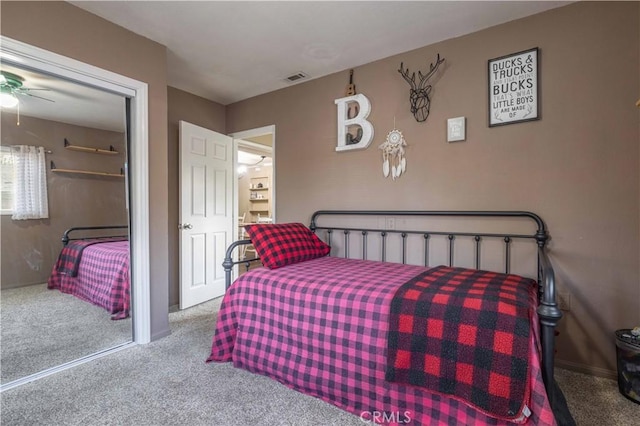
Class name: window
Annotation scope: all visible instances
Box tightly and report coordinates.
[0,146,14,215]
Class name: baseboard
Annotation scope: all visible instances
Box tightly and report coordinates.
[151,327,172,342]
[556,359,617,380]
[1,281,48,290]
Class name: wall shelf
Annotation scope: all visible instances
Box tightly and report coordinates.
[247,176,271,221]
[64,138,119,155]
[50,161,124,178]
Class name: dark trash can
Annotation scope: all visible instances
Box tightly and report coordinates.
[615,329,640,405]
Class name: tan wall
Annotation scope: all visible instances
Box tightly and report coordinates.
[226,2,640,375]
[167,86,226,307]
[1,1,170,339]
[0,113,127,289]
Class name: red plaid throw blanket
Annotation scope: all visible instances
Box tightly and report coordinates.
[386,265,536,421]
[55,238,125,277]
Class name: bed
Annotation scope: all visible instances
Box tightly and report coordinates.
[208,211,564,425]
[47,225,130,320]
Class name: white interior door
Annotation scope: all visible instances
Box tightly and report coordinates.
[179,121,233,309]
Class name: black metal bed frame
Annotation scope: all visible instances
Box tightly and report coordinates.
[222,210,562,407]
[61,225,128,246]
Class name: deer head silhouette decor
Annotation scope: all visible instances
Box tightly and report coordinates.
[398,53,445,122]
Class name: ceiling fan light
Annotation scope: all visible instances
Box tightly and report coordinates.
[0,91,19,108]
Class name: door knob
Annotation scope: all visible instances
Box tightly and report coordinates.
[179,223,193,230]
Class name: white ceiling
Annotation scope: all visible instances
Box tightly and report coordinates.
[0,63,126,132]
[238,150,272,167]
[70,1,570,105]
[1,1,571,131]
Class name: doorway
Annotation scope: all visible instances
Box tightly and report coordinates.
[230,125,276,245]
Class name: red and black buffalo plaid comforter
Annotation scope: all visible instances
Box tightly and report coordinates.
[208,257,555,425]
[53,238,124,277]
[386,265,535,421]
[48,240,130,320]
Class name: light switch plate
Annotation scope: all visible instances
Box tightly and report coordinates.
[447,117,466,142]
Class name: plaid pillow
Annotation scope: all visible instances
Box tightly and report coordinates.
[243,222,330,269]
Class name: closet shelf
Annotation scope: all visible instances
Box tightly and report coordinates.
[64,138,119,155]
[50,161,124,178]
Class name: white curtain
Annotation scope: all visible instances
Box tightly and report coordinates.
[12,145,49,220]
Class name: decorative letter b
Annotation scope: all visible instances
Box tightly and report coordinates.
[335,94,374,152]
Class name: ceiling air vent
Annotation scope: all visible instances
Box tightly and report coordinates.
[284,72,308,83]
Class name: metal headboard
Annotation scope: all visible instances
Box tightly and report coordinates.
[311,210,547,273]
[61,225,128,246]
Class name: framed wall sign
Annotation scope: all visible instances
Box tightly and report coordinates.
[488,47,539,127]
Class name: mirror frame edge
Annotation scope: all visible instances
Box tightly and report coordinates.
[0,36,151,350]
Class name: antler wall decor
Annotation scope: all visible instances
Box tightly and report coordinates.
[398,53,445,122]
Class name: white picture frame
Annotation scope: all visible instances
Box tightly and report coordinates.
[447,117,466,142]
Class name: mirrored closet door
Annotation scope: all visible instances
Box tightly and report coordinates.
[0,62,133,386]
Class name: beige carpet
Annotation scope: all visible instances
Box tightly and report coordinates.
[1,283,131,384]
[555,368,639,425]
[1,297,638,425]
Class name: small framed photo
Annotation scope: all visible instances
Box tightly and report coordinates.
[447,117,466,142]
[488,47,539,127]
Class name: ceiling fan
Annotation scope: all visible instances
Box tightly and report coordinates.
[0,71,54,108]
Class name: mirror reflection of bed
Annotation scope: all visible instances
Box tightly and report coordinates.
[0,64,133,386]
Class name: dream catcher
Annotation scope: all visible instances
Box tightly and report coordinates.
[379,121,406,180]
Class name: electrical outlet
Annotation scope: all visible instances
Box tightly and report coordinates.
[558,291,571,312]
[386,217,396,230]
